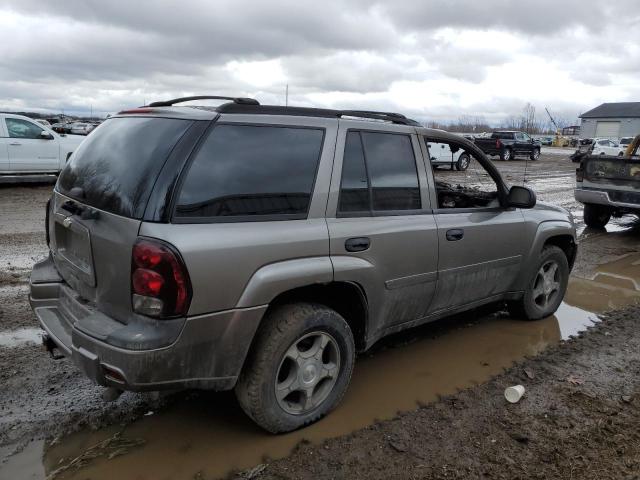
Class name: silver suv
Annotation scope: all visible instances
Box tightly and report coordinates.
[30,96,577,433]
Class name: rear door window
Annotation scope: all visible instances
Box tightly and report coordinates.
[175,124,324,220]
[57,117,193,218]
[338,131,421,215]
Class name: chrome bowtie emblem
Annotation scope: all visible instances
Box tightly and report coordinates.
[62,217,73,228]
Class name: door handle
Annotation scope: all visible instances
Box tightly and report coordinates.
[446,229,464,241]
[345,237,370,252]
[9,142,21,146]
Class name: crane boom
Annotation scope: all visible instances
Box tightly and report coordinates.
[545,107,560,132]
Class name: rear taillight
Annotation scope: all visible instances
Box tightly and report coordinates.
[131,238,191,318]
[576,168,584,182]
[496,139,502,148]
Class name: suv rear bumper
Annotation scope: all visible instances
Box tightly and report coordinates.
[575,187,640,211]
[29,256,265,392]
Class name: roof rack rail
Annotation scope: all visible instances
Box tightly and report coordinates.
[147,95,259,107]
[213,103,421,126]
[338,110,421,126]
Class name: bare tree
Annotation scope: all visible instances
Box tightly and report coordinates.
[522,103,536,134]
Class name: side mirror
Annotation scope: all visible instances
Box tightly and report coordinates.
[40,131,54,140]
[507,185,536,208]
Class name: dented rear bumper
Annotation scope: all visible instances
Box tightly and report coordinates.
[29,255,265,391]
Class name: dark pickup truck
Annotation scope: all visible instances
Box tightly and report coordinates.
[474,131,541,161]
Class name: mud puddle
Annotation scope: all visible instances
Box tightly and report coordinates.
[4,253,640,480]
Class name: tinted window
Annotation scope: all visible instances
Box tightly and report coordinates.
[57,117,192,218]
[361,132,420,211]
[491,132,515,140]
[338,132,370,212]
[176,125,323,219]
[6,118,44,139]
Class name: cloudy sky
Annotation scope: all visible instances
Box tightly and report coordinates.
[0,0,638,124]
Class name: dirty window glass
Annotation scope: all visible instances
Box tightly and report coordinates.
[360,132,421,211]
[338,131,370,213]
[426,138,500,210]
[175,125,324,219]
[6,118,44,139]
[57,117,193,218]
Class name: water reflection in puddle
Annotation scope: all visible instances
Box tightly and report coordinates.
[4,253,640,480]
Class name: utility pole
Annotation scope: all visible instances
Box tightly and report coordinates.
[285,84,288,107]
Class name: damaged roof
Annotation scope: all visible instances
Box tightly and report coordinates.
[580,102,640,119]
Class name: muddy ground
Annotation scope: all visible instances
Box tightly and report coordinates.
[0,152,639,479]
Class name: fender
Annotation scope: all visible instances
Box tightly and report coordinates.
[235,256,333,308]
[512,219,576,291]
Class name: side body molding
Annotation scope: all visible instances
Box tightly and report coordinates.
[235,257,334,308]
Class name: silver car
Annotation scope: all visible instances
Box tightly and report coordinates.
[30,96,577,433]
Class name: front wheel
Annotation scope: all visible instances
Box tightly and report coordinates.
[235,303,355,433]
[530,148,540,161]
[583,203,611,229]
[508,246,569,320]
[456,153,471,171]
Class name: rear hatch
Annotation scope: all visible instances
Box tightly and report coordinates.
[50,115,193,323]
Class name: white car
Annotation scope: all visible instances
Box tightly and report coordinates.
[0,114,84,174]
[35,119,51,127]
[426,140,471,170]
[70,122,95,135]
[591,138,624,156]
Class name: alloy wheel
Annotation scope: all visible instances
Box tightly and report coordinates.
[532,260,560,310]
[275,331,341,415]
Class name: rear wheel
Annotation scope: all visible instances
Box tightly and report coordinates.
[500,148,512,161]
[456,153,470,171]
[583,203,611,229]
[235,303,355,433]
[508,246,569,320]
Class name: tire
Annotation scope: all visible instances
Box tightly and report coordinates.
[583,203,611,229]
[529,148,540,161]
[456,153,470,171]
[500,148,512,161]
[235,302,355,433]
[508,246,569,320]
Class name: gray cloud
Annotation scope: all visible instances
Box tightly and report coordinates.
[0,0,638,122]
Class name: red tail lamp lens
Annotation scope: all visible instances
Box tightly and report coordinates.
[132,268,165,296]
[131,239,191,318]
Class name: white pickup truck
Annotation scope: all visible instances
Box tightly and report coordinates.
[0,113,85,175]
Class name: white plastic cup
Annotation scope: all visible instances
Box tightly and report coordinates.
[504,385,526,403]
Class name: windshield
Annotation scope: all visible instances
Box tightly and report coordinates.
[57,116,192,218]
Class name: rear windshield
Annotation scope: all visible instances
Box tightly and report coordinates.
[491,132,515,139]
[57,117,192,218]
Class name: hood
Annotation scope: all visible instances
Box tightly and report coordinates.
[533,200,568,214]
[524,200,575,228]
